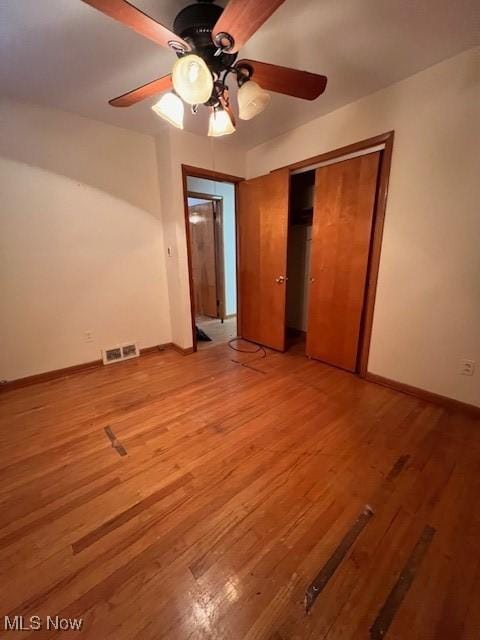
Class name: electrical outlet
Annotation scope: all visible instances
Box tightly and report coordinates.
[459,359,475,376]
[84,331,93,343]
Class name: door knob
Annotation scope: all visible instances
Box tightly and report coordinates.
[309,277,316,283]
[275,275,287,284]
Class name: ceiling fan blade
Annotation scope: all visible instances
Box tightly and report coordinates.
[236,59,327,100]
[212,0,284,53]
[81,0,190,51]
[109,74,173,107]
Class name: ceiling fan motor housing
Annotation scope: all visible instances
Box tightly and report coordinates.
[173,1,237,76]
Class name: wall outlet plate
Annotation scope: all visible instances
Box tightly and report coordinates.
[459,359,475,376]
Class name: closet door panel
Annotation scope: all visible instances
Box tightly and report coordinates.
[238,169,290,350]
[306,152,380,370]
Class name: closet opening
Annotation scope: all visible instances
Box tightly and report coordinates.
[236,131,393,376]
[182,166,244,352]
[285,170,315,350]
[283,140,391,374]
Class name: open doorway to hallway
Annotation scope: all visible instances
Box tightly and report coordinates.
[186,174,238,349]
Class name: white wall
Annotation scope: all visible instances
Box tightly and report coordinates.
[186,177,237,317]
[155,130,245,349]
[247,47,480,407]
[187,197,209,206]
[0,99,171,381]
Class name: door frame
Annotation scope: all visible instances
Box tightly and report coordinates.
[187,191,225,320]
[278,131,394,377]
[181,165,244,353]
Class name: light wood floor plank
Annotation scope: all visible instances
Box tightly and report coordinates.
[1,343,479,639]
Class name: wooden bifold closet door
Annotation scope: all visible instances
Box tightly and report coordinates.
[238,169,290,351]
[306,151,380,371]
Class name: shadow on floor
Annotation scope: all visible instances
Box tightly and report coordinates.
[196,315,237,349]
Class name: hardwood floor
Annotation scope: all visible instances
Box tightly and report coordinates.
[0,343,479,639]
[196,316,237,349]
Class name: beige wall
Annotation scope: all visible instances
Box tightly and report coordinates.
[247,47,480,406]
[155,130,245,348]
[0,100,171,381]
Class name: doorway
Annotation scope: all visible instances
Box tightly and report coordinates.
[187,193,224,319]
[183,166,243,351]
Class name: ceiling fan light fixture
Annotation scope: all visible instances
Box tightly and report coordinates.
[172,54,214,105]
[238,80,271,120]
[151,92,184,129]
[208,107,236,137]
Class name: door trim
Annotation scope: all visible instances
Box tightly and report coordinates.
[290,143,386,175]
[357,134,394,377]
[278,131,394,378]
[275,131,394,173]
[181,165,244,352]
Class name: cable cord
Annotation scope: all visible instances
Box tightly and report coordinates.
[228,338,267,367]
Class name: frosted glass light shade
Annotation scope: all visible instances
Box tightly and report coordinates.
[208,108,235,137]
[172,54,213,105]
[151,93,184,129]
[238,80,270,120]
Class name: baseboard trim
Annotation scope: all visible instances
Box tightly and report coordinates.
[170,343,195,356]
[1,359,103,392]
[0,343,194,393]
[141,345,168,355]
[366,372,480,418]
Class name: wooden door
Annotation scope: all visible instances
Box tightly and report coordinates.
[306,152,380,371]
[238,169,290,350]
[189,201,218,318]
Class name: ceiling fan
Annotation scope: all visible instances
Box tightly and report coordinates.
[82,0,328,136]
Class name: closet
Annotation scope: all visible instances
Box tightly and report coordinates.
[285,170,314,337]
[237,148,383,372]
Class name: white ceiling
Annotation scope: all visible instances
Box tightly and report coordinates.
[1,0,478,149]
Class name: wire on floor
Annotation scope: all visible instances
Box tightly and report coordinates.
[228,338,267,372]
[227,338,266,358]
